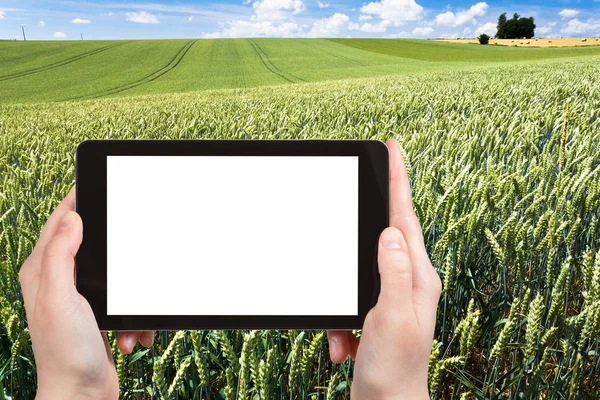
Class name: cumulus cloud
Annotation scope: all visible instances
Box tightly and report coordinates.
[204,0,309,37]
[252,0,305,21]
[360,0,424,25]
[209,20,301,37]
[125,11,159,24]
[188,16,193,21]
[318,1,329,8]
[358,14,373,21]
[439,32,459,38]
[54,32,67,38]
[537,21,556,35]
[561,18,600,35]
[558,9,579,19]
[412,26,434,36]
[387,31,410,37]
[0,11,5,19]
[434,2,487,27]
[309,13,349,36]
[349,19,392,33]
[39,20,46,27]
[474,21,496,36]
[72,18,91,24]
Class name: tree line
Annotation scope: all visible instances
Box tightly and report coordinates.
[496,13,536,39]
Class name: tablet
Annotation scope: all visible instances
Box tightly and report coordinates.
[75,140,388,330]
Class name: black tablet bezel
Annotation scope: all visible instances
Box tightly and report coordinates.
[75,140,388,330]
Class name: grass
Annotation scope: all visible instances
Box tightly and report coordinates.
[2,38,600,104]
[0,40,599,399]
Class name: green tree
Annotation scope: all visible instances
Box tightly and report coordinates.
[496,13,507,39]
[496,12,535,39]
[478,34,490,44]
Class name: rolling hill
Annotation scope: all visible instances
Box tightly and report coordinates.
[1,38,600,104]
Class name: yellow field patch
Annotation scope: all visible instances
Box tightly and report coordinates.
[436,37,600,47]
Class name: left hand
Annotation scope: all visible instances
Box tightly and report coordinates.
[19,188,154,399]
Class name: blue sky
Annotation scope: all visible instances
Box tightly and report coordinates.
[1,0,599,40]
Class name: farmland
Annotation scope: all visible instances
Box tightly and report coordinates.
[2,39,600,104]
[437,37,600,47]
[0,39,600,399]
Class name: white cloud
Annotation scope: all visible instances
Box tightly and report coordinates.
[360,0,424,25]
[349,19,392,32]
[0,11,4,19]
[387,30,410,37]
[308,12,349,36]
[462,27,472,37]
[203,32,221,38]
[537,22,556,35]
[561,18,600,35]
[39,20,46,27]
[125,11,159,24]
[188,15,193,21]
[72,18,91,24]
[209,20,301,37]
[54,32,67,38]
[558,9,579,19]
[439,32,459,38]
[358,14,373,21]
[252,0,305,21]
[318,1,329,8]
[412,26,434,36]
[434,2,487,27]
[474,21,496,36]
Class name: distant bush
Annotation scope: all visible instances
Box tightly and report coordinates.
[478,34,490,44]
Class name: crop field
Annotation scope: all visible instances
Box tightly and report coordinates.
[0,39,600,399]
[2,39,600,104]
[437,37,600,47]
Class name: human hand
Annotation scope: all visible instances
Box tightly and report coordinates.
[327,139,442,399]
[19,188,154,399]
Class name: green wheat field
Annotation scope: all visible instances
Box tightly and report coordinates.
[1,39,599,399]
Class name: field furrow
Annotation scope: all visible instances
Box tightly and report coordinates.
[247,38,297,83]
[0,42,125,82]
[68,40,197,100]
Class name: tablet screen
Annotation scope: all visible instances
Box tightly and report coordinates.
[106,156,358,316]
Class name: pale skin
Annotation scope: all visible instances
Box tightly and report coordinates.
[19,138,441,399]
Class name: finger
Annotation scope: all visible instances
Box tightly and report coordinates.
[386,139,441,335]
[347,333,359,360]
[117,332,143,354]
[386,139,424,248]
[139,331,155,347]
[20,188,76,312]
[377,227,413,309]
[36,187,76,254]
[38,211,83,296]
[327,330,352,363]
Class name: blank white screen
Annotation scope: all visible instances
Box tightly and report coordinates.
[106,156,358,315]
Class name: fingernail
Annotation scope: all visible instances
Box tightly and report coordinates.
[328,336,338,358]
[127,335,137,352]
[58,212,75,232]
[382,228,402,249]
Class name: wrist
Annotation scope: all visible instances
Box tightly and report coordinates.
[351,383,430,400]
[37,381,118,400]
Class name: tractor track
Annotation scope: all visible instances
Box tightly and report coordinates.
[66,39,197,101]
[0,42,125,82]
[247,39,305,83]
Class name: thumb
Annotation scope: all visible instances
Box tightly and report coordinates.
[39,211,83,294]
[376,227,413,309]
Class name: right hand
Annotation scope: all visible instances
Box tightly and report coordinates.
[327,139,442,399]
